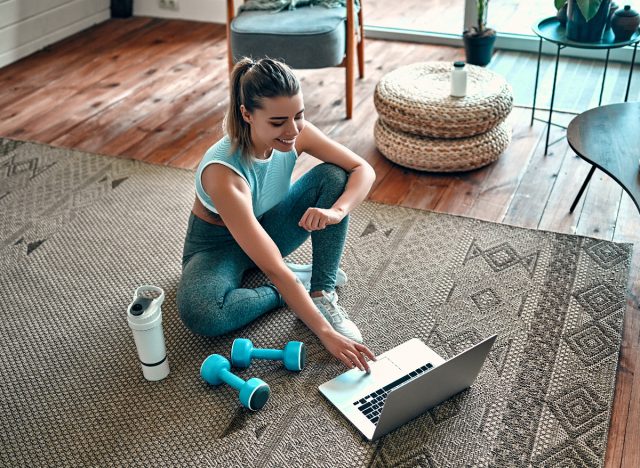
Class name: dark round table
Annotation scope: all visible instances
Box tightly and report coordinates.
[567,102,640,214]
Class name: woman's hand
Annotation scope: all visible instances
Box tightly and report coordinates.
[319,330,376,372]
[299,207,346,232]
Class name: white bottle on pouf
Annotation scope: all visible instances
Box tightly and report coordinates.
[450,61,467,98]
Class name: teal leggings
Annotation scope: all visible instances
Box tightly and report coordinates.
[177,163,349,337]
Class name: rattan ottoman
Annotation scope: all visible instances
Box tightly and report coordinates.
[374,62,513,138]
[373,61,513,172]
[374,118,512,172]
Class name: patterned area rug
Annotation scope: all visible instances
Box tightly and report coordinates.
[0,139,632,467]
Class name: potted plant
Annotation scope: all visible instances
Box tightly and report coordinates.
[555,0,612,42]
[463,1,497,66]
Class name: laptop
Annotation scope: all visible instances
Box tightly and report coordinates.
[318,334,497,440]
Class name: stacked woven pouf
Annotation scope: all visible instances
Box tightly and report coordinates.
[374,62,513,172]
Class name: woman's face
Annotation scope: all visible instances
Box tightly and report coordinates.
[241,92,305,158]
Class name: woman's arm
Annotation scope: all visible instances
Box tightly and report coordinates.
[202,164,375,371]
[294,122,376,231]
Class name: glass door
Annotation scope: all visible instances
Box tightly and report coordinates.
[486,0,556,36]
[365,0,466,35]
[363,1,638,64]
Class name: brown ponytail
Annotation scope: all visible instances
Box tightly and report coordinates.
[223,57,300,162]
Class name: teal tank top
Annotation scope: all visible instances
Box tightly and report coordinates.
[195,136,298,218]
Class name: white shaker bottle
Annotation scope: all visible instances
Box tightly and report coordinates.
[127,285,170,381]
[450,61,467,97]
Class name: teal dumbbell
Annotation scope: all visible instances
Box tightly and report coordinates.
[200,354,270,411]
[231,338,306,371]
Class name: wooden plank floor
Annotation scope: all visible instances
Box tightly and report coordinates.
[1,17,638,467]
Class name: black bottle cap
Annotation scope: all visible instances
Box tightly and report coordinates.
[130,297,153,316]
[454,61,466,68]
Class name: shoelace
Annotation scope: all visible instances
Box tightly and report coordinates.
[319,292,349,323]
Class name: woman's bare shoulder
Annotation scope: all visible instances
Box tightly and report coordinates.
[202,163,248,193]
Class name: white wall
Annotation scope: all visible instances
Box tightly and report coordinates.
[0,0,110,68]
[0,0,232,69]
[134,0,231,24]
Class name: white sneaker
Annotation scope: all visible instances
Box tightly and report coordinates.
[285,262,348,291]
[312,291,363,343]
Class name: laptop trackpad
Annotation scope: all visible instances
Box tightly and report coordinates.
[370,357,402,378]
[319,357,402,405]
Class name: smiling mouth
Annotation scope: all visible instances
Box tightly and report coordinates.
[276,138,295,144]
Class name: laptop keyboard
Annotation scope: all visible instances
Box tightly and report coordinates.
[353,363,434,425]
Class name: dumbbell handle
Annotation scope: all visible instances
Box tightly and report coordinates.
[252,349,283,361]
[218,368,246,391]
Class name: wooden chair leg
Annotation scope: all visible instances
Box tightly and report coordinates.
[346,47,354,119]
[226,0,235,76]
[226,29,234,75]
[344,0,356,119]
[227,54,234,76]
[357,10,364,79]
[357,39,364,79]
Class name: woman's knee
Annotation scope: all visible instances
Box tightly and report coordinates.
[315,163,348,189]
[176,282,229,337]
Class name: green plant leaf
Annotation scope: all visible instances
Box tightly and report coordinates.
[576,0,603,22]
[554,0,565,10]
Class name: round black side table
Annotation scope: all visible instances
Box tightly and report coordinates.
[531,17,640,155]
[567,102,640,215]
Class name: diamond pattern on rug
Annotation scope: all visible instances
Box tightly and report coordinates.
[574,283,624,321]
[464,239,540,276]
[471,288,502,312]
[582,423,607,458]
[584,239,629,269]
[548,384,609,438]
[533,439,598,467]
[565,321,618,366]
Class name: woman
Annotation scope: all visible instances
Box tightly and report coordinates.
[177,58,376,371]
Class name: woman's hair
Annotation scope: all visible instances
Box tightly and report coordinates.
[224,57,300,161]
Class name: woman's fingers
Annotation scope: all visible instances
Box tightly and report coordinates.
[338,345,375,372]
[344,350,365,371]
[339,352,356,369]
[299,210,310,230]
[355,343,377,362]
[299,208,330,231]
[350,348,372,372]
[299,210,317,231]
[341,350,364,371]
[305,214,314,230]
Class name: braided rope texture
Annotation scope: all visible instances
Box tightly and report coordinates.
[0,139,630,467]
[374,62,514,138]
[374,118,512,172]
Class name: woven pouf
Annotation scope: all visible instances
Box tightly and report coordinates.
[374,62,513,138]
[374,118,512,172]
